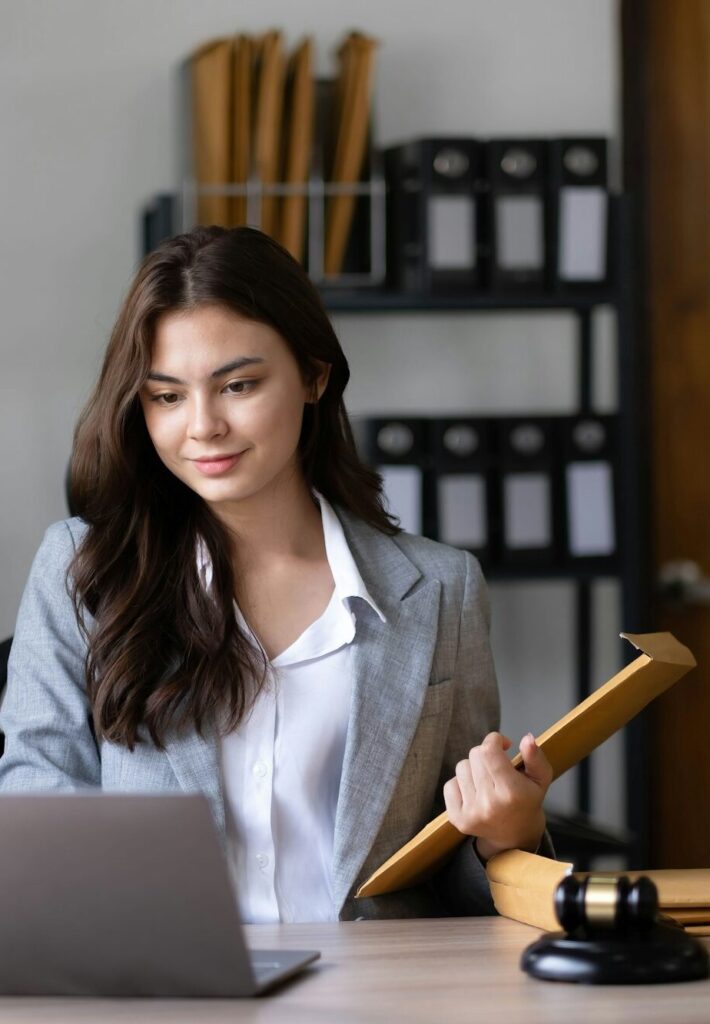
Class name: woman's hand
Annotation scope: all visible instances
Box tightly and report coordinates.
[443,731,553,863]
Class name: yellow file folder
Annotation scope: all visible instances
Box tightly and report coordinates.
[190,38,233,227]
[230,34,253,227]
[279,37,315,261]
[487,849,710,935]
[324,32,378,275]
[356,632,696,899]
[253,30,286,237]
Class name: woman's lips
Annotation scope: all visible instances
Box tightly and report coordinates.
[191,452,245,477]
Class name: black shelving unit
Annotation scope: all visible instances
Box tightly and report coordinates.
[319,194,649,868]
[321,290,611,313]
[139,192,648,866]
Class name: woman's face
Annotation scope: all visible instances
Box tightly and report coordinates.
[139,304,329,512]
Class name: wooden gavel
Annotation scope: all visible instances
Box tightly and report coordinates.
[522,874,710,985]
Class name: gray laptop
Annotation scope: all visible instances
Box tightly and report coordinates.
[0,792,320,996]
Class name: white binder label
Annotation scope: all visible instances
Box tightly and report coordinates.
[558,187,607,281]
[438,474,487,548]
[379,465,423,535]
[566,461,615,556]
[504,473,551,549]
[427,195,476,269]
[495,196,544,270]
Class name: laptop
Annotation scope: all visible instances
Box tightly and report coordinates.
[0,792,320,996]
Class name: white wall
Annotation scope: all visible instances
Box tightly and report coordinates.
[0,0,623,824]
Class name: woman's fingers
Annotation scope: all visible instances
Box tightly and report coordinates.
[478,732,515,781]
[518,733,553,788]
[443,776,464,821]
[443,730,552,840]
[468,744,495,792]
[454,756,477,804]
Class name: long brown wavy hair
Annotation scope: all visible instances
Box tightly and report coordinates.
[69,225,398,751]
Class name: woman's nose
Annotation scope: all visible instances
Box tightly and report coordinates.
[187,396,227,440]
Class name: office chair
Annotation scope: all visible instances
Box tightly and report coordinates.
[0,465,75,758]
[0,636,11,756]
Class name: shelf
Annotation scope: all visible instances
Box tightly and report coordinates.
[321,288,616,314]
[480,564,619,583]
[545,808,633,862]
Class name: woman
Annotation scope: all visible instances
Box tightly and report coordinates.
[0,226,552,922]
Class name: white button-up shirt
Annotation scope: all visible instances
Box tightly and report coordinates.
[217,492,385,923]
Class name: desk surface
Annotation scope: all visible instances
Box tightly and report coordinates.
[1,917,709,1023]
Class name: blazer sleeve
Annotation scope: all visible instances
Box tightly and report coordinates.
[0,521,100,791]
[427,551,554,916]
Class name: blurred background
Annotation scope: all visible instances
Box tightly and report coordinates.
[1,0,707,870]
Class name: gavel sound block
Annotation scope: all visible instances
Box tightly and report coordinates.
[521,874,710,984]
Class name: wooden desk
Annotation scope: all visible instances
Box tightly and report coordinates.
[0,917,708,1023]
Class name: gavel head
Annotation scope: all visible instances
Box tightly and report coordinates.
[555,874,659,935]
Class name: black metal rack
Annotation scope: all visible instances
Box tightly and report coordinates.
[321,291,611,313]
[318,194,648,867]
[140,192,647,866]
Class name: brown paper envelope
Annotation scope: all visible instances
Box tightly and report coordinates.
[638,868,710,907]
[356,632,696,898]
[190,37,233,227]
[279,37,314,261]
[329,35,360,182]
[253,30,286,237]
[508,632,695,778]
[324,33,378,276]
[230,34,252,227]
[486,849,573,930]
[586,868,710,908]
[664,908,710,924]
[488,853,710,931]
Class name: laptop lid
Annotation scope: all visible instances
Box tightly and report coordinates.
[0,792,318,996]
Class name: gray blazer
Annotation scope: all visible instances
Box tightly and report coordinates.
[0,508,503,920]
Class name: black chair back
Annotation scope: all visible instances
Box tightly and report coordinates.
[0,636,11,757]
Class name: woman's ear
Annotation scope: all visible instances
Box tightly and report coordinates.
[308,360,331,403]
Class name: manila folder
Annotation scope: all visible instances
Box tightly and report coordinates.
[487,851,710,931]
[356,632,695,899]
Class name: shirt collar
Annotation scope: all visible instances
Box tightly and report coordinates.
[313,489,386,624]
[195,491,386,624]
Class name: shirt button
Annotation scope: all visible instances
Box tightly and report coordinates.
[256,853,269,869]
[252,761,268,779]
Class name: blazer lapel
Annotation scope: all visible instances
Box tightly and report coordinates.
[162,506,440,890]
[331,509,442,911]
[163,724,226,843]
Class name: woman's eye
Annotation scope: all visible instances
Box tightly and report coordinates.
[224,380,256,395]
[151,392,181,406]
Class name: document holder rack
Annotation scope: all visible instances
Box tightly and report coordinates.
[177,66,386,287]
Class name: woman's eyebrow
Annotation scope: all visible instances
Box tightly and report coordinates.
[146,356,266,385]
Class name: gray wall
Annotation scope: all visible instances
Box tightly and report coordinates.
[1,0,623,825]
